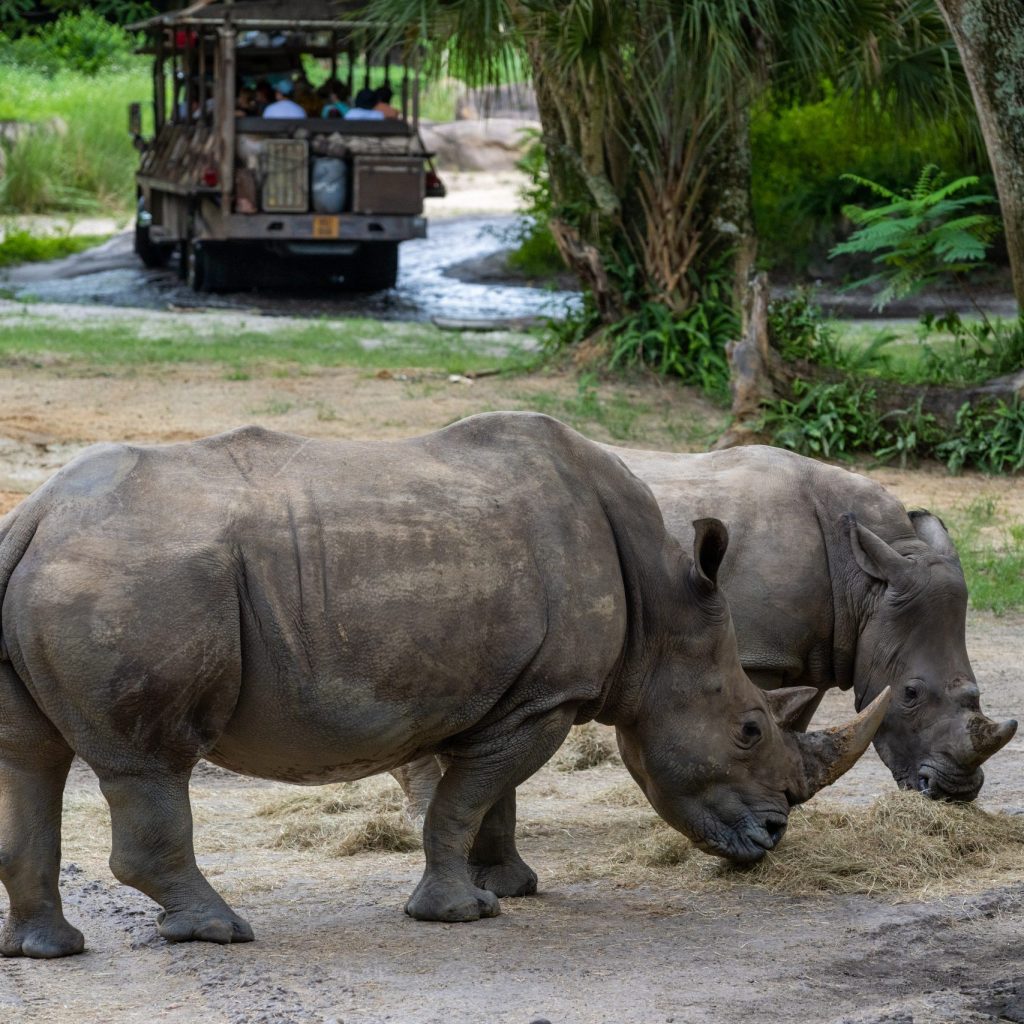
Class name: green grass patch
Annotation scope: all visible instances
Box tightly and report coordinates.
[0,230,110,267]
[0,314,538,376]
[520,374,647,441]
[514,371,723,448]
[941,499,1024,615]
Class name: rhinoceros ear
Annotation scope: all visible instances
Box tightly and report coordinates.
[842,513,911,585]
[691,517,729,592]
[909,509,959,559]
[764,686,819,730]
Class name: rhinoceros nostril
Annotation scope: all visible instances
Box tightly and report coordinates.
[764,817,787,847]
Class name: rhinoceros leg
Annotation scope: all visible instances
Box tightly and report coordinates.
[390,754,443,823]
[405,705,573,923]
[0,670,83,958]
[469,789,538,898]
[98,770,254,945]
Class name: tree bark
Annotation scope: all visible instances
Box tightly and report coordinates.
[936,0,1024,309]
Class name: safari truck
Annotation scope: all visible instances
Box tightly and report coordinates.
[128,0,443,292]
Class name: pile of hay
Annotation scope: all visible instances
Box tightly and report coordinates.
[553,723,619,772]
[592,792,1024,898]
[256,778,420,857]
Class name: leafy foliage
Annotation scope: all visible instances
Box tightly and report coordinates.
[761,378,1024,474]
[829,165,999,309]
[0,228,110,266]
[936,401,1024,475]
[764,295,1024,473]
[0,1,152,33]
[751,88,986,272]
[604,258,737,399]
[0,11,138,76]
[504,130,565,278]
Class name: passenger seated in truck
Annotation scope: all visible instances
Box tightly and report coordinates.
[235,87,257,117]
[262,79,306,119]
[344,88,385,121]
[254,80,274,114]
[319,79,349,118]
[373,84,401,119]
[294,76,321,117]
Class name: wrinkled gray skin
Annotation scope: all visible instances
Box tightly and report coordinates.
[394,445,1016,815]
[0,415,885,958]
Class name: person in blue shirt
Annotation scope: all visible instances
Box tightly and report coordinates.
[344,88,385,121]
[262,79,306,119]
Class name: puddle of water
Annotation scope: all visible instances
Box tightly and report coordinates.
[8,216,583,324]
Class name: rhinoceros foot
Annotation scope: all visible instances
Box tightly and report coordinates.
[156,905,254,945]
[471,858,538,898]
[0,914,85,958]
[404,877,501,922]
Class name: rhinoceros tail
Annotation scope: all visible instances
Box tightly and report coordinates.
[0,498,42,660]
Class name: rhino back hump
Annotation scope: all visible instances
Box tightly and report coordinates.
[608,445,914,688]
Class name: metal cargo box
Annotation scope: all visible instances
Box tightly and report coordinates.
[262,139,309,213]
[352,156,424,215]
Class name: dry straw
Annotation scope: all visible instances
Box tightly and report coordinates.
[581,791,1024,899]
[257,778,420,857]
[553,723,620,772]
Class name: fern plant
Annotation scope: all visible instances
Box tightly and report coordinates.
[829,165,999,310]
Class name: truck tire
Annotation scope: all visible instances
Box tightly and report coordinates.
[345,242,398,291]
[134,221,174,269]
[186,241,234,293]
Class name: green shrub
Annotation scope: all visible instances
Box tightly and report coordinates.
[0,229,110,266]
[829,165,999,309]
[764,295,1024,473]
[0,12,138,76]
[504,131,566,278]
[751,89,987,273]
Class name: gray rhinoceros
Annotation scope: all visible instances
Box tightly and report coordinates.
[394,444,1016,813]
[617,445,1015,799]
[0,415,887,958]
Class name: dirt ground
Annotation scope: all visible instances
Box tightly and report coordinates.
[0,353,1023,1024]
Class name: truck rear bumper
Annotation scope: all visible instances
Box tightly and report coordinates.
[208,213,427,243]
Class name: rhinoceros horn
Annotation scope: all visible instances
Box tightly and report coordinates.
[795,687,892,794]
[959,714,1018,770]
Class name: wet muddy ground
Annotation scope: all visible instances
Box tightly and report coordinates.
[0,351,1021,1024]
[0,214,581,325]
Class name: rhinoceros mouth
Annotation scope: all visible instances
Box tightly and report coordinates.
[692,812,789,864]
[917,762,983,802]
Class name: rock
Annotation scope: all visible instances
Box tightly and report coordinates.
[419,118,540,173]
[455,83,538,121]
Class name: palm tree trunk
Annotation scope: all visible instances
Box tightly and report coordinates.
[936,0,1024,309]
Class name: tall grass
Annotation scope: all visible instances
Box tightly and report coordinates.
[0,63,151,213]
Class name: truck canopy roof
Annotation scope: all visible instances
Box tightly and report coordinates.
[132,0,380,31]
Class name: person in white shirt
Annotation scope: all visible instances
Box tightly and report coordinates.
[262,79,306,119]
[344,88,385,121]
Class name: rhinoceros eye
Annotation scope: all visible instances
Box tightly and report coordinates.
[903,683,920,704]
[738,719,763,748]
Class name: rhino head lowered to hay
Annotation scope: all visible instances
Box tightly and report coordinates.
[0,413,885,958]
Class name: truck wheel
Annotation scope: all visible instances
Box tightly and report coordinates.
[186,242,234,293]
[134,221,174,269]
[345,242,398,291]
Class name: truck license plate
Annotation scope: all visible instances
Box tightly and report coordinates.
[312,215,339,238]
